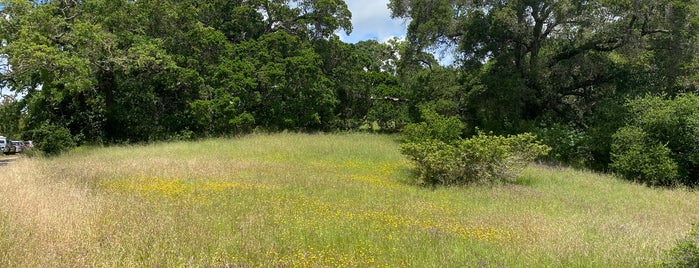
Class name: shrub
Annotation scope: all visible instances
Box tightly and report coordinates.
[21,146,41,158]
[610,126,679,186]
[454,132,550,185]
[533,123,591,167]
[402,108,464,144]
[401,139,458,185]
[664,224,699,267]
[402,128,550,185]
[29,122,76,156]
[610,93,699,186]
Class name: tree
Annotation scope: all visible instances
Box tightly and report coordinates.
[390,0,699,124]
[235,31,338,131]
[611,93,699,186]
[1,0,107,142]
[0,0,361,149]
[351,39,407,131]
[390,0,699,168]
[0,95,22,138]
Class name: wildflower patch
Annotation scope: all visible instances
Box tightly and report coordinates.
[99,177,275,200]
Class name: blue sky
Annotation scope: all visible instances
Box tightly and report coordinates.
[337,0,455,65]
[338,0,408,43]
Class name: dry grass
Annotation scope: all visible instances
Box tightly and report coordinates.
[0,158,100,266]
[0,132,698,266]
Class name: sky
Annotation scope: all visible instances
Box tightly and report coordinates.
[337,0,455,65]
[338,0,409,43]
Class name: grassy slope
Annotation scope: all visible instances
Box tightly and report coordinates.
[0,133,698,267]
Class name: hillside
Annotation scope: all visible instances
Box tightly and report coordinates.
[1,133,698,267]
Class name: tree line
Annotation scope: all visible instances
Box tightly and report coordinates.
[0,0,407,145]
[1,0,698,184]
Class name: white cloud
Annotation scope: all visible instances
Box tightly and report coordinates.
[339,0,408,43]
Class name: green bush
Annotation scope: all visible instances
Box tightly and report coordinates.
[400,139,458,185]
[610,126,679,186]
[401,109,550,185]
[402,108,464,144]
[20,146,41,158]
[664,224,699,267]
[401,130,550,185]
[610,93,699,186]
[533,124,591,167]
[29,122,76,156]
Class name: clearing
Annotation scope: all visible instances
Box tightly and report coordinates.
[0,133,697,267]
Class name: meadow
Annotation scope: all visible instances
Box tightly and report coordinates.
[0,133,698,267]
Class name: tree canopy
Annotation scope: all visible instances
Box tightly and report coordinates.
[390,0,699,168]
[0,0,395,143]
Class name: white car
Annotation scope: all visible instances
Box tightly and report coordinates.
[11,141,23,153]
[0,136,15,154]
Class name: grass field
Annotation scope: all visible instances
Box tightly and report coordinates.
[1,132,698,267]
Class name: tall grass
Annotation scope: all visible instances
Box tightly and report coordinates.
[0,132,698,266]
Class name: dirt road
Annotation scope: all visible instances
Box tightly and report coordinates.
[0,157,17,166]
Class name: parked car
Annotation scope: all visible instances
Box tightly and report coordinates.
[0,136,15,155]
[11,141,23,153]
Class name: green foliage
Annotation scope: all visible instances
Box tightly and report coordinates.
[401,110,549,185]
[611,126,679,186]
[2,0,697,161]
[239,31,338,131]
[582,97,630,170]
[402,108,464,144]
[397,62,462,128]
[20,146,41,158]
[391,0,699,174]
[534,124,591,167]
[402,131,550,185]
[0,0,362,144]
[0,97,23,138]
[664,224,699,268]
[28,122,76,156]
[189,89,254,135]
[611,94,699,186]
